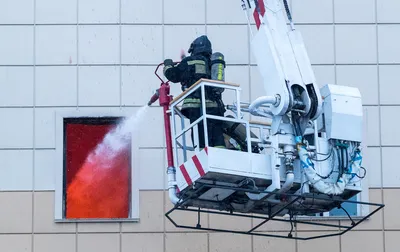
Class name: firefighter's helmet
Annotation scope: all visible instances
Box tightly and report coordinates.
[188,35,212,56]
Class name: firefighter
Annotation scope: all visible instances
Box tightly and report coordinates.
[163,35,226,149]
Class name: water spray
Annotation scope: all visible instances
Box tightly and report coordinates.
[66,105,149,218]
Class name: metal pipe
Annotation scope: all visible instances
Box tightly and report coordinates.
[280,145,295,193]
[246,166,294,203]
[262,171,294,205]
[256,143,295,204]
[280,171,294,193]
[248,95,278,116]
[167,167,181,204]
[254,108,274,118]
[147,89,160,106]
[163,105,174,167]
[158,84,174,168]
[157,82,181,204]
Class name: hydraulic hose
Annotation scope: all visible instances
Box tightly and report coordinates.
[248,95,278,116]
[283,0,295,30]
[296,138,362,195]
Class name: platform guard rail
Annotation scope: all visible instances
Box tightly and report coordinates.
[169,79,269,165]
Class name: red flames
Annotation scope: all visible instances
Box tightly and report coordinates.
[65,124,131,219]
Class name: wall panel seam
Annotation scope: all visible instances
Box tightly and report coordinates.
[32,0,37,249]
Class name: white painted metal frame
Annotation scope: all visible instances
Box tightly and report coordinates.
[170,80,250,167]
[54,109,140,222]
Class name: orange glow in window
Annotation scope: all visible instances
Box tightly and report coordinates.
[64,119,131,219]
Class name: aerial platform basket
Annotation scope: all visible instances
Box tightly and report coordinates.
[162,79,384,240]
[144,0,385,240]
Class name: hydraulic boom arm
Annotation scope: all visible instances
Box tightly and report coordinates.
[241,0,323,136]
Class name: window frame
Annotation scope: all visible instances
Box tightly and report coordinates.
[54,109,140,223]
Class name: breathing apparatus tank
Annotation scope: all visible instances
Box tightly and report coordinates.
[210,52,226,111]
[211,52,225,81]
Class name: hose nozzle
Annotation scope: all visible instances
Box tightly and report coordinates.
[147,89,160,106]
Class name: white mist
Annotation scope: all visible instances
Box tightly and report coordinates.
[87,105,149,165]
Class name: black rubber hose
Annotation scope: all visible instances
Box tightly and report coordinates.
[339,147,345,180]
[283,0,293,22]
[336,147,342,182]
[343,147,347,175]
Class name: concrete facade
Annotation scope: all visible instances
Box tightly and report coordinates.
[0,0,399,251]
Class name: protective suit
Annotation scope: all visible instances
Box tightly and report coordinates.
[163,35,226,149]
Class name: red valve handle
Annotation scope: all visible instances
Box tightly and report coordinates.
[154,61,180,85]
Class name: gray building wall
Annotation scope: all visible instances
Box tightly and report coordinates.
[0,0,398,251]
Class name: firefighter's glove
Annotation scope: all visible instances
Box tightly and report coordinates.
[163,59,174,76]
[164,59,174,67]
